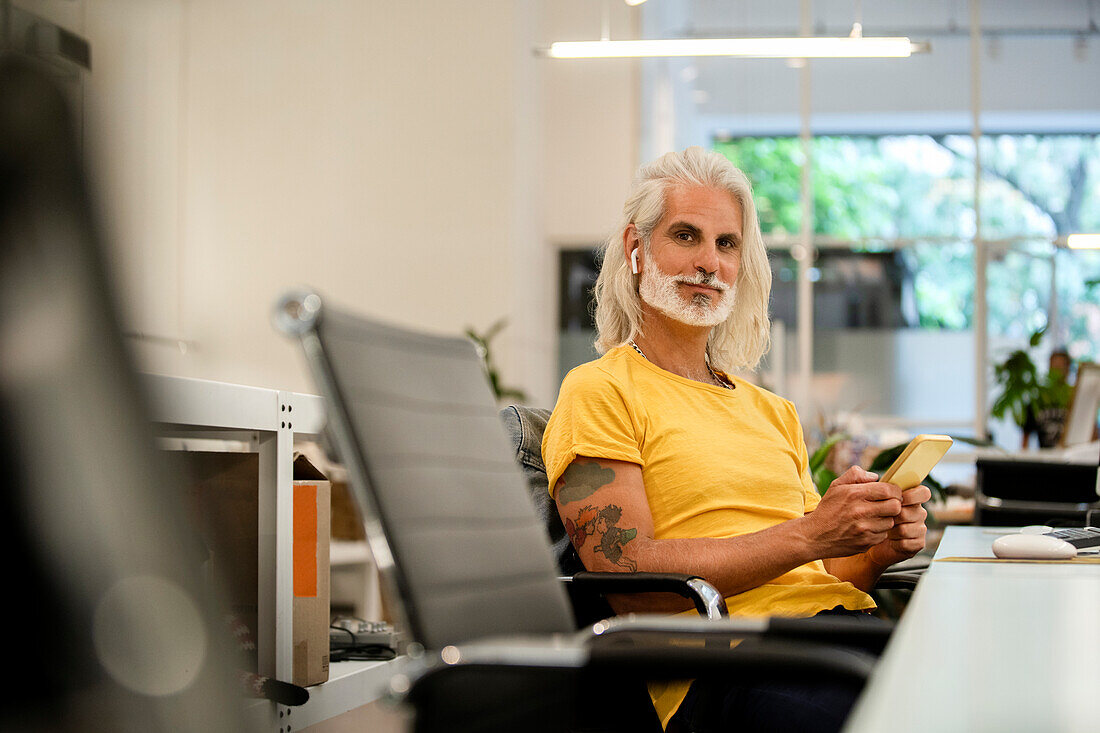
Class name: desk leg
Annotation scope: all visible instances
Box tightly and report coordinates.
[256,423,294,681]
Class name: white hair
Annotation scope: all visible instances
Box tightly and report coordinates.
[592,146,772,373]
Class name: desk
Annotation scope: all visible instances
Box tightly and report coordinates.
[144,373,326,683]
[845,525,1100,733]
[143,374,402,731]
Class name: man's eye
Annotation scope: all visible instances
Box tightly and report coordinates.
[677,232,692,241]
[719,239,738,249]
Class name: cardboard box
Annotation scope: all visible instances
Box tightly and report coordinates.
[294,442,363,542]
[291,456,331,687]
[330,480,366,541]
[180,451,330,687]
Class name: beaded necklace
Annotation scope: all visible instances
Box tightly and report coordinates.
[627,340,734,390]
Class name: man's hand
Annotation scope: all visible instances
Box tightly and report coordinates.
[865,484,931,568]
[817,472,932,591]
[802,466,903,559]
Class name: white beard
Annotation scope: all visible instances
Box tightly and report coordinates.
[639,263,736,328]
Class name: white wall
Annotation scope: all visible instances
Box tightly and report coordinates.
[40,1,1091,409]
[15,0,647,408]
[20,0,555,400]
[168,1,528,395]
[537,1,644,403]
[540,1,641,246]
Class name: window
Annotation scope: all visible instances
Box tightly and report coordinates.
[554,134,1100,448]
[720,133,1100,445]
[715,135,976,241]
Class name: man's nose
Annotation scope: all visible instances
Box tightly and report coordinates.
[694,242,720,276]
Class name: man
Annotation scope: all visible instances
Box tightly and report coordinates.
[541,147,929,732]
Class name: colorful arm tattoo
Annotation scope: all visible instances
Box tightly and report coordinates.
[564,503,638,572]
[555,460,616,504]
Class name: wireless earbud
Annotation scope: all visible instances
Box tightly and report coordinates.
[630,248,640,274]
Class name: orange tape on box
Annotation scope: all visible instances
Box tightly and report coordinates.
[293,485,318,597]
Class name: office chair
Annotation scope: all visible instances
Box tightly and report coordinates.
[501,403,924,601]
[973,457,1100,527]
[275,290,892,733]
[0,54,252,732]
[500,404,728,625]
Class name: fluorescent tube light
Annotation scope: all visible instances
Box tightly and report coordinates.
[1067,233,1100,249]
[543,37,926,59]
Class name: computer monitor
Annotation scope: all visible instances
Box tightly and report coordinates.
[1063,362,1100,448]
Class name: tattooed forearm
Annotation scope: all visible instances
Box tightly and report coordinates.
[556,460,616,504]
[564,504,638,571]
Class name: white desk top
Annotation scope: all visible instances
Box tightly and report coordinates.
[844,525,1100,733]
[142,372,326,435]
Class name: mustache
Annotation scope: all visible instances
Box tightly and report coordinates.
[674,271,732,291]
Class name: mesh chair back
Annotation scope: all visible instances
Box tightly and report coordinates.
[277,298,576,650]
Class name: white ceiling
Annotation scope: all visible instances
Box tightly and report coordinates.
[665,0,1097,37]
[635,0,1100,148]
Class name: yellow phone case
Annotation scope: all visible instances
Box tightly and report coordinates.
[880,434,953,489]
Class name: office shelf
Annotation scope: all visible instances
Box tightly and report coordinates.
[331,540,373,566]
[143,374,400,731]
[144,373,325,435]
[244,658,408,731]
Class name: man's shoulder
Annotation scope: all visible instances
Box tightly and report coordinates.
[725,374,799,415]
[725,374,783,400]
[561,345,635,389]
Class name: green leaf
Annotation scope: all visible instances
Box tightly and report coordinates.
[923,474,946,503]
[813,466,838,497]
[809,432,847,473]
[868,443,907,473]
[945,434,996,448]
[465,320,528,404]
[868,442,950,503]
[483,318,508,341]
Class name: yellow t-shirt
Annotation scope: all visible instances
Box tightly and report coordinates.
[542,345,875,727]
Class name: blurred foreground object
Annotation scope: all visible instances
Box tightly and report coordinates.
[0,53,252,732]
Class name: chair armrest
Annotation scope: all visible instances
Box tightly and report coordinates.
[589,612,893,656]
[886,555,930,573]
[875,556,929,591]
[400,632,876,700]
[585,636,876,681]
[874,570,924,590]
[560,571,728,619]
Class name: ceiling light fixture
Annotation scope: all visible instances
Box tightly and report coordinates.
[1067,233,1100,249]
[540,36,928,59]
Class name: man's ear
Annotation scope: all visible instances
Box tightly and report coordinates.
[623,225,642,274]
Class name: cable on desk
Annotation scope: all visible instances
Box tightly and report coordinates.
[328,625,398,662]
[331,645,398,662]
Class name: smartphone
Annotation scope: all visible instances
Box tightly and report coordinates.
[880,434,953,489]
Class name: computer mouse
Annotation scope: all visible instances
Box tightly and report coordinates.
[992,533,1077,560]
[1019,525,1054,535]
[331,617,363,633]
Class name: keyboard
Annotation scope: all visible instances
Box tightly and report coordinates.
[1045,526,1100,549]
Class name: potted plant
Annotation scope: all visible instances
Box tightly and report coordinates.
[465,318,528,404]
[812,430,993,512]
[811,434,948,504]
[990,328,1072,448]
[809,431,848,496]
